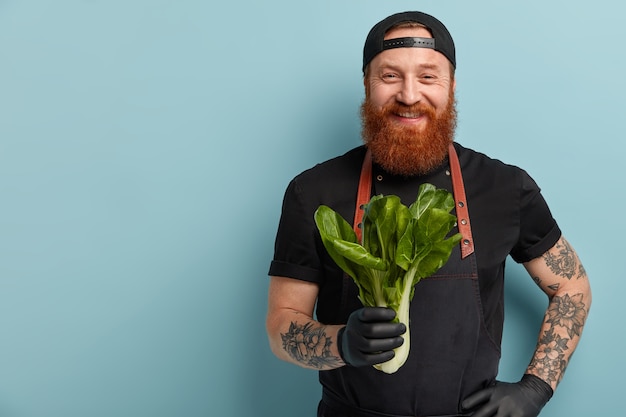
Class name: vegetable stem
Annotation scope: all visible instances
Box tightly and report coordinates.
[374,267,417,373]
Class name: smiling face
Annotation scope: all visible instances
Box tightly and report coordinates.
[360,26,458,177]
[366,26,455,125]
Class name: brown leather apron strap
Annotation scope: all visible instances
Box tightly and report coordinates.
[353,144,474,258]
[448,143,475,258]
[353,149,372,243]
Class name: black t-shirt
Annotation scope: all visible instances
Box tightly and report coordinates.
[269,143,561,346]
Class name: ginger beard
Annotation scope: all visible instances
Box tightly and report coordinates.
[360,87,457,176]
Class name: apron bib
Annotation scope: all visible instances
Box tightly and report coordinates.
[319,144,500,417]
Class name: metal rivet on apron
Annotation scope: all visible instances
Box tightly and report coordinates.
[461,219,467,225]
[445,170,451,176]
[458,201,465,208]
[463,239,471,245]
[357,223,362,229]
[359,204,365,210]
[376,175,383,181]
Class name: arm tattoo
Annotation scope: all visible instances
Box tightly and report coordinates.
[528,328,569,384]
[542,238,585,280]
[281,322,342,369]
[546,293,586,338]
[528,293,588,385]
[532,275,560,295]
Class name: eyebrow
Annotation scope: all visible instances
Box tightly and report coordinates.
[417,63,440,70]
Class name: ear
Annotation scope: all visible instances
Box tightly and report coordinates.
[452,78,456,92]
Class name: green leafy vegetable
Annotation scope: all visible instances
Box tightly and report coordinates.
[314,183,462,374]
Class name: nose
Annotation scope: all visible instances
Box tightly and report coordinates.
[396,78,421,106]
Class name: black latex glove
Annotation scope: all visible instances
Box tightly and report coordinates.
[337,307,406,367]
[461,374,553,417]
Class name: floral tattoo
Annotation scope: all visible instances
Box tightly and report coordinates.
[281,322,342,369]
[528,293,588,385]
[542,239,585,280]
[546,293,586,338]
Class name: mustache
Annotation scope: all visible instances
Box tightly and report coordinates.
[384,102,437,118]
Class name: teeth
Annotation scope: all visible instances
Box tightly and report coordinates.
[398,112,420,118]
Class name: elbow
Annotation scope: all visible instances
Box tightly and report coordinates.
[581,280,592,329]
[266,312,286,360]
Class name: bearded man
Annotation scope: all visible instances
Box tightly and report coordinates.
[266,11,591,417]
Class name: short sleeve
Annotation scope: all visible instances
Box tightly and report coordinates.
[509,172,561,263]
[268,177,324,283]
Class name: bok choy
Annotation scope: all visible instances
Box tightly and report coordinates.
[314,183,462,374]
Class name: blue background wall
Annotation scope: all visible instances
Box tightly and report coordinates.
[0,1,620,416]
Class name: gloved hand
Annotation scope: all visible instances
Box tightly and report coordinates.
[337,307,406,367]
[461,374,553,417]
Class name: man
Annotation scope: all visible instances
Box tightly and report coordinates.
[266,11,591,417]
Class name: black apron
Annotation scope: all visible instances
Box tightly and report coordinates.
[318,144,500,417]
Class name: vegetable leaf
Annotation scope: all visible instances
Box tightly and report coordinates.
[314,183,462,373]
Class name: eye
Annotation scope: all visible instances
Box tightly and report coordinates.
[381,73,400,82]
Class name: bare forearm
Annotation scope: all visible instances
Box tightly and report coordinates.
[525,237,592,391]
[526,290,590,390]
[267,309,345,370]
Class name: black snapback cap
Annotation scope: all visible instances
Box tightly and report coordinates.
[362,11,456,73]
